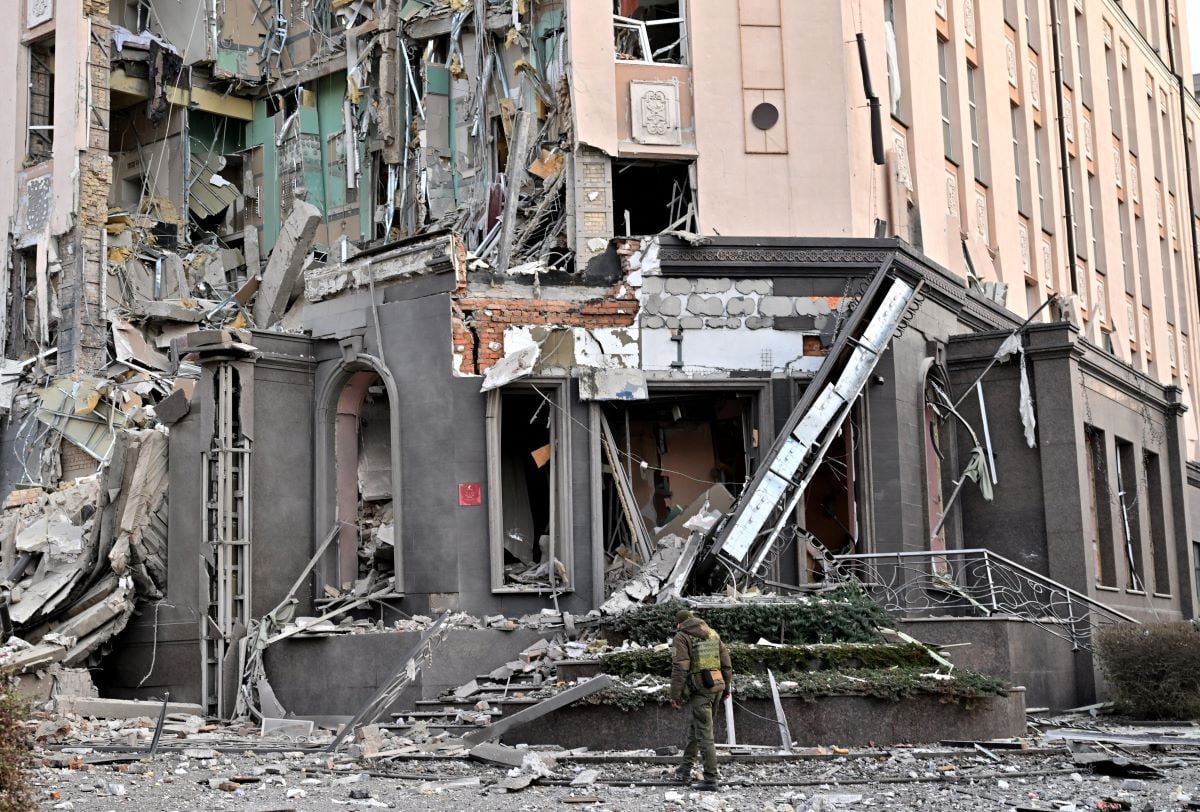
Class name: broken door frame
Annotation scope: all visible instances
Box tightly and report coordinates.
[313,350,404,595]
[586,378,773,605]
[485,378,574,594]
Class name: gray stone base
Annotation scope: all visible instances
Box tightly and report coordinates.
[503,689,1026,749]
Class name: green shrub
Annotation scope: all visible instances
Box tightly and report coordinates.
[581,668,1009,711]
[1096,622,1200,720]
[600,642,935,677]
[609,586,888,646]
[0,689,34,812]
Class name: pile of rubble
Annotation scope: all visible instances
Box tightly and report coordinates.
[0,426,168,681]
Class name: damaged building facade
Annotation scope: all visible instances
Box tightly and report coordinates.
[0,0,1199,716]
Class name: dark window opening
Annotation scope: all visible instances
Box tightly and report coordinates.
[802,414,860,582]
[499,391,555,580]
[612,159,695,236]
[1086,426,1116,586]
[334,371,395,593]
[1143,450,1170,594]
[1115,437,1144,591]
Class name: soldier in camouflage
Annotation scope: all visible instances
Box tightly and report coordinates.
[669,608,733,790]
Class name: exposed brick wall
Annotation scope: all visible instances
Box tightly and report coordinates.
[452,289,638,374]
[58,14,112,374]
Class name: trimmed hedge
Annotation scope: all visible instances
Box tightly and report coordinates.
[1096,622,1200,720]
[600,642,935,677]
[609,587,888,646]
[582,668,1009,711]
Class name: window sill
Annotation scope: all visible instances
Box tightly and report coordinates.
[491,586,576,595]
[1153,592,1173,599]
[1094,584,1120,592]
[1126,588,1146,596]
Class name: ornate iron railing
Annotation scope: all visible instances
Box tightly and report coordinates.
[833,548,1139,652]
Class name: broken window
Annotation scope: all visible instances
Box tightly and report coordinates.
[613,0,687,64]
[334,371,396,593]
[7,245,58,358]
[1086,426,1116,587]
[1143,450,1170,594]
[600,391,756,593]
[800,412,861,583]
[612,159,695,236]
[27,39,54,165]
[487,383,572,592]
[1114,437,1144,591]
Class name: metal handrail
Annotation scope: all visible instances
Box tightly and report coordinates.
[834,547,1140,651]
[837,548,1140,624]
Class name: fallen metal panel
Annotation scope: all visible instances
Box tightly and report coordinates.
[716,271,917,566]
[35,379,132,461]
[461,675,614,746]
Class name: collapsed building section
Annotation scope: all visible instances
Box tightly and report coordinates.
[0,0,1195,723]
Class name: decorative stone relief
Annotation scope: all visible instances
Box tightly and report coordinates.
[1129,161,1139,202]
[1113,147,1123,187]
[946,171,959,215]
[1018,222,1031,276]
[1127,302,1137,340]
[892,130,912,189]
[1082,116,1093,159]
[1028,61,1041,108]
[1169,200,1177,238]
[1006,40,1018,87]
[975,191,988,242]
[1063,97,1074,141]
[1143,312,1153,352]
[1156,186,1164,224]
[27,0,52,28]
[963,0,976,42]
[1041,237,1053,285]
[1103,22,1113,47]
[935,0,947,18]
[1169,331,1177,367]
[630,80,682,146]
[1095,280,1106,322]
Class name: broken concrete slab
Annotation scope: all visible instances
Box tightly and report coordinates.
[461,675,613,746]
[469,742,527,768]
[254,200,322,327]
[54,696,205,719]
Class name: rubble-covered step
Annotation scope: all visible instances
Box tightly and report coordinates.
[388,709,502,720]
[403,698,541,715]
[380,722,479,735]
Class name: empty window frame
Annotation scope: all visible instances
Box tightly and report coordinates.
[1086,426,1117,587]
[27,39,54,164]
[612,0,687,65]
[1114,437,1145,591]
[487,382,573,592]
[612,159,696,236]
[1143,450,1170,595]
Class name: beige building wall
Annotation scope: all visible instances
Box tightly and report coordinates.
[568,0,1200,453]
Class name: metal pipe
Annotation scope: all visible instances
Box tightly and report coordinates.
[1048,0,1079,292]
[855,33,885,166]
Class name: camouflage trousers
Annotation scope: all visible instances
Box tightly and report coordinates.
[682,691,720,782]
